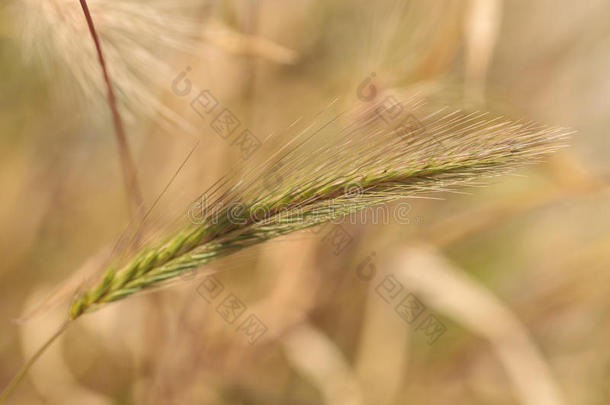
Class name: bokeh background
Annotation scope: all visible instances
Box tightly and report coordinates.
[1,1,609,404]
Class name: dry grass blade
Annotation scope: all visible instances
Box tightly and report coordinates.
[68,99,572,319]
[283,324,363,405]
[392,244,566,405]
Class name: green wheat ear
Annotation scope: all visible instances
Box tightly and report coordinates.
[0,99,571,404]
[67,100,571,320]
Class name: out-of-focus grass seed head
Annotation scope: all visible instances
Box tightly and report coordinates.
[16,0,203,128]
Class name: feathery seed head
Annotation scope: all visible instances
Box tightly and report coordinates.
[68,98,571,319]
[16,0,202,128]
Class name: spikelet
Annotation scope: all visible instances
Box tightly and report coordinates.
[68,98,572,319]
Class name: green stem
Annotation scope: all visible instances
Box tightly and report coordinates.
[0,321,71,404]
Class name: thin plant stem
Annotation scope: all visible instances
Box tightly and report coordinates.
[78,0,144,219]
[0,321,71,404]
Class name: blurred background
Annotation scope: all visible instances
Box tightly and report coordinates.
[1,0,609,404]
